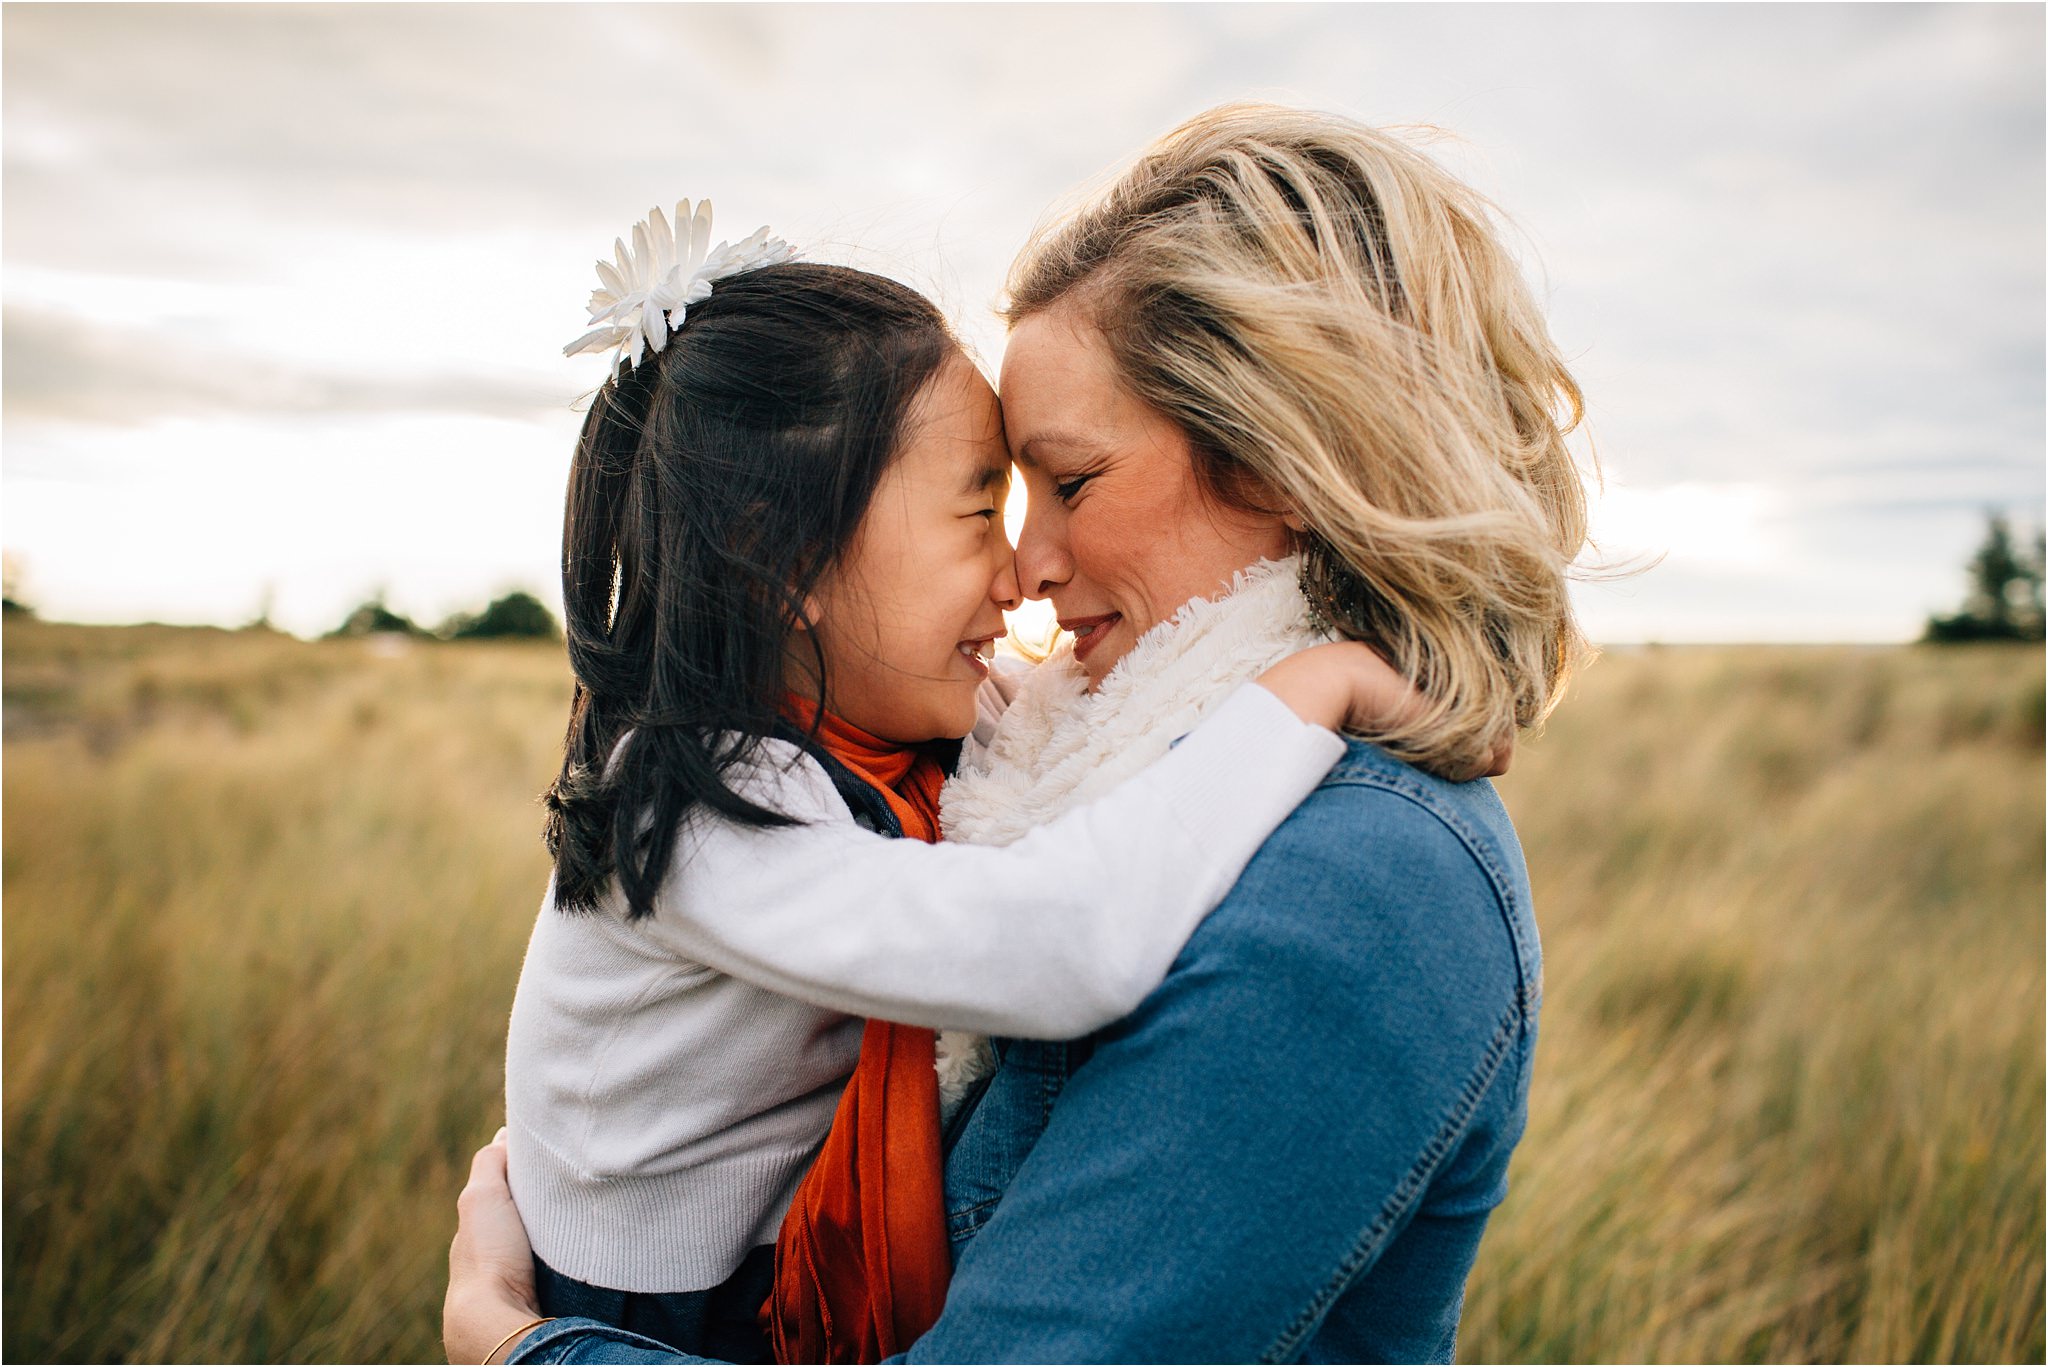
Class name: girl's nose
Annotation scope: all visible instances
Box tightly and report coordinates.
[989,543,1022,613]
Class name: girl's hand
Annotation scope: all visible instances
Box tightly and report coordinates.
[445,1129,546,1364]
[1253,642,1513,781]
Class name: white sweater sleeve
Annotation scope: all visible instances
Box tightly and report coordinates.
[640,681,1345,1039]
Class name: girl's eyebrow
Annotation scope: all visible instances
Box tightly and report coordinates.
[963,461,1011,495]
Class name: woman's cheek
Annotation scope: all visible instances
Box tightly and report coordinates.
[1067,503,1111,590]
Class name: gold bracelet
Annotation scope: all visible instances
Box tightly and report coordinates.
[483,1315,555,1365]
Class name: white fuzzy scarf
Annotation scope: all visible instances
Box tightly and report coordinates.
[931,555,1328,1113]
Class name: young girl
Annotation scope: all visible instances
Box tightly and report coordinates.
[503,203,1430,1362]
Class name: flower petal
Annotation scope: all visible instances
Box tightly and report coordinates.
[654,265,688,308]
[647,206,674,273]
[595,258,626,298]
[630,222,653,281]
[563,325,626,358]
[673,200,695,270]
[689,201,714,269]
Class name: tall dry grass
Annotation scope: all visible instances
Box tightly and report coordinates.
[2,622,2041,1362]
[1469,643,2045,1363]
[4,622,566,1362]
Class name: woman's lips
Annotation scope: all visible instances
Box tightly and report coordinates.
[1059,613,1122,665]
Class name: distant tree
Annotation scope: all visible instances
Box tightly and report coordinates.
[327,589,425,639]
[443,590,559,641]
[1924,513,2046,643]
[1,552,32,618]
[243,581,279,633]
[2020,528,2046,639]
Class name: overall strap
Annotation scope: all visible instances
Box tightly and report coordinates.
[771,721,905,839]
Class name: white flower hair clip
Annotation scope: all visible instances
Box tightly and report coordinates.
[564,199,796,378]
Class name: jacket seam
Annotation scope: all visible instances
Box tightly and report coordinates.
[1260,999,1521,1363]
[948,1195,1002,1241]
[1316,764,1542,1021]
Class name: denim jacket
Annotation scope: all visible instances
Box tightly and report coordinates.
[513,739,1540,1365]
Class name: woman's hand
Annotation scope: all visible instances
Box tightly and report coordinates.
[1254,642,1513,781]
[445,1129,546,1364]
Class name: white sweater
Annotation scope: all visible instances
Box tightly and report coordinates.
[504,681,1342,1293]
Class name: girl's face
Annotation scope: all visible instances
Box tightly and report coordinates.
[802,357,1020,743]
[998,301,1295,687]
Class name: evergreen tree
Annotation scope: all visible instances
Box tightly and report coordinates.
[2018,529,2046,639]
[1924,513,2046,643]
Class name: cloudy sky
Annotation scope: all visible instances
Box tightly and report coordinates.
[4,2,2041,641]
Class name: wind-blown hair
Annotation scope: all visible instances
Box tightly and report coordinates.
[1005,102,1594,776]
[545,262,956,919]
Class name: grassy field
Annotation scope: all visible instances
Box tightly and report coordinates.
[3,619,2041,1363]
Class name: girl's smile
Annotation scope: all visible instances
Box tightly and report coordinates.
[957,633,1002,679]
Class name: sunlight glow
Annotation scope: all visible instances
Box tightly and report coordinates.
[998,471,1061,654]
[1588,481,1785,571]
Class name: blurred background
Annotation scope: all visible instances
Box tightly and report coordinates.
[6,2,2043,641]
[3,4,2042,1363]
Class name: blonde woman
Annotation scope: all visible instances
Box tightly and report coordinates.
[449,102,1589,1364]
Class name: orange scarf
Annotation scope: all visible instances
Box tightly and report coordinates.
[762,699,952,1364]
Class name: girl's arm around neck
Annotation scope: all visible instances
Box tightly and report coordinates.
[638,682,1342,1039]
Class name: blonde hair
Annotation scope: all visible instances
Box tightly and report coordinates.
[1005,102,1593,775]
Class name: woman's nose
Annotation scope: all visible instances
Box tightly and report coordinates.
[1014,501,1072,601]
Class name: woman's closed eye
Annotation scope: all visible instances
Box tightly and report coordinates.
[1052,472,1097,503]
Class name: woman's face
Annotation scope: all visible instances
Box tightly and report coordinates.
[804,356,1020,743]
[999,301,1294,686]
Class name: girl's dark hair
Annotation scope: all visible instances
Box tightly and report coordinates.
[543,262,957,919]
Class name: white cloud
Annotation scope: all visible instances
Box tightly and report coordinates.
[1,2,2040,641]
[1589,481,1785,573]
